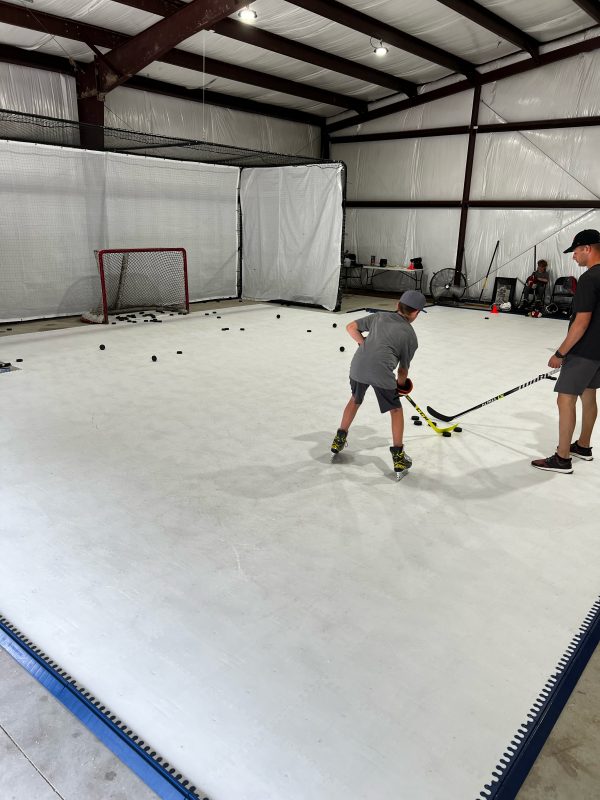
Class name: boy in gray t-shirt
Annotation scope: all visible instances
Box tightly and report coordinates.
[330,290,426,479]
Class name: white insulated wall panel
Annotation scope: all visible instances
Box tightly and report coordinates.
[479,49,600,123]
[106,87,321,158]
[0,63,79,145]
[331,90,474,136]
[344,208,461,292]
[332,136,468,201]
[463,208,600,300]
[471,132,599,201]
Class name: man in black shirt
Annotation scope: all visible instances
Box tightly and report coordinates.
[532,229,600,473]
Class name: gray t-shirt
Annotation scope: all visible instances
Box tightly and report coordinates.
[349,312,418,389]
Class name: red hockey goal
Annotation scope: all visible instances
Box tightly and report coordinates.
[82,248,189,324]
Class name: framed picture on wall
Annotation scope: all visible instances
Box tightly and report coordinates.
[492,277,517,306]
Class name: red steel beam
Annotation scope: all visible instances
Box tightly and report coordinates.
[96,0,248,91]
[0,1,365,111]
[434,0,539,56]
[289,0,478,78]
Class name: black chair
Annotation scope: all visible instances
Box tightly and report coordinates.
[519,275,549,310]
[549,276,577,313]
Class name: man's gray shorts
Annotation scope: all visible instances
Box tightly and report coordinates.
[554,354,600,396]
[350,379,402,413]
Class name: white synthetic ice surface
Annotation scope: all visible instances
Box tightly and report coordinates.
[1,304,599,800]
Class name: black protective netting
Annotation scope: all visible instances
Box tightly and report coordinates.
[0,109,333,167]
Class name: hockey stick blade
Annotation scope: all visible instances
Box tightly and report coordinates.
[426,368,561,422]
[406,396,457,433]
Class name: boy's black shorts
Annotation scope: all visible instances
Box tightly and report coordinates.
[350,379,402,413]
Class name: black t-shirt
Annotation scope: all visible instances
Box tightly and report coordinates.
[569,264,600,360]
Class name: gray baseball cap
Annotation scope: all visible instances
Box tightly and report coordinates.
[400,290,427,313]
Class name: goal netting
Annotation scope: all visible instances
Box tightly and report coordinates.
[82,248,189,323]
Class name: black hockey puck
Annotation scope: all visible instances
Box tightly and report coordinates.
[16,358,23,362]
[99,344,105,350]
[332,323,337,328]
[205,313,209,316]
[221,327,229,331]
[277,314,281,318]
[414,420,423,426]
[442,431,452,437]
[217,316,221,319]
[177,350,182,354]
[411,415,419,421]
[307,330,312,333]
[240,327,245,331]
[340,346,345,352]
[151,355,157,362]
[454,426,462,432]
[484,316,489,319]
[111,322,116,325]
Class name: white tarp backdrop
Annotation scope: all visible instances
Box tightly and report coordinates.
[240,164,344,311]
[0,141,239,321]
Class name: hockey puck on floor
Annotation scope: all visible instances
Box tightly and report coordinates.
[151,355,157,362]
[332,323,337,328]
[16,358,23,362]
[410,415,419,421]
[442,431,452,437]
[454,426,462,432]
[221,327,229,331]
[277,314,281,318]
[414,420,422,426]
[240,328,245,331]
[99,344,106,350]
[307,330,312,333]
[339,346,345,352]
[176,350,182,354]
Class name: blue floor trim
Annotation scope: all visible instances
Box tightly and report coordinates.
[0,616,206,800]
[2,599,599,800]
[479,596,600,799]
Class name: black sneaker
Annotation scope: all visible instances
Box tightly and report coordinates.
[570,441,593,461]
[531,453,573,473]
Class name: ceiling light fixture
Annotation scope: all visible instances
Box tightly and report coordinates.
[372,38,388,57]
[238,6,257,23]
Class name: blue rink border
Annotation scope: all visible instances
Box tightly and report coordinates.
[1,601,599,800]
[480,596,600,799]
[0,615,205,800]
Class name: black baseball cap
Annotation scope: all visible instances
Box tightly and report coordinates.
[563,229,600,253]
